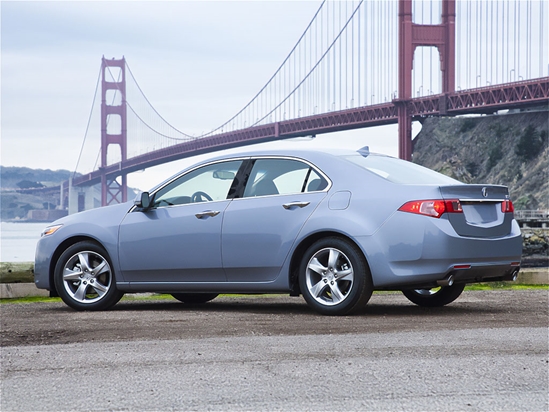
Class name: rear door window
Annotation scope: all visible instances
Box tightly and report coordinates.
[243,158,328,198]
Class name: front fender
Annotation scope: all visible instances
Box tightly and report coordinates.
[34,202,132,291]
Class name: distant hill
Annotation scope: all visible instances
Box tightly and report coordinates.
[0,167,78,220]
[412,110,548,210]
[0,167,139,221]
[0,166,77,189]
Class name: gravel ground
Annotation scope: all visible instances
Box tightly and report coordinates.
[1,291,548,411]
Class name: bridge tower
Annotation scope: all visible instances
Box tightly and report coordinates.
[398,0,455,160]
[100,57,128,206]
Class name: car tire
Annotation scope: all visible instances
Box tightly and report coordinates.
[401,283,466,307]
[171,293,219,304]
[54,241,123,311]
[299,237,373,316]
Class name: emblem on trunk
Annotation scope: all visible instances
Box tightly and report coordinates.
[482,187,488,198]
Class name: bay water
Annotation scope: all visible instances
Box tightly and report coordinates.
[1,222,48,262]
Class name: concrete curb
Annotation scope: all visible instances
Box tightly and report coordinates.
[515,268,549,285]
[0,283,50,299]
[1,269,547,299]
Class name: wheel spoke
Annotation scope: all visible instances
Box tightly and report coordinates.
[329,282,345,304]
[93,260,109,276]
[336,268,353,280]
[63,268,82,281]
[327,249,340,269]
[77,252,92,273]
[310,279,328,298]
[91,280,108,296]
[308,257,327,275]
[72,282,88,302]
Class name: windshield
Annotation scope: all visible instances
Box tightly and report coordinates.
[344,154,461,185]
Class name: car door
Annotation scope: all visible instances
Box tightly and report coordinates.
[222,158,329,282]
[118,160,243,284]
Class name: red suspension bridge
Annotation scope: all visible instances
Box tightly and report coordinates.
[65,0,547,210]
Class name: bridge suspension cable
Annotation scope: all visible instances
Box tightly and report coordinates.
[73,63,102,179]
[74,0,548,176]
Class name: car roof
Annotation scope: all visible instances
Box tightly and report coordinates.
[199,142,386,163]
[147,142,391,192]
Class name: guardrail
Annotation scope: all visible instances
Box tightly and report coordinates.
[515,210,549,221]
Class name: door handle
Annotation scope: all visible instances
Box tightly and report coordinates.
[282,201,310,210]
[195,210,220,219]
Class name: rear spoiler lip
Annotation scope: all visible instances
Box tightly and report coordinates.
[439,184,510,200]
[458,198,507,202]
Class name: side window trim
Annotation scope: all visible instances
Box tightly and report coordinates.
[301,167,313,193]
[228,159,254,199]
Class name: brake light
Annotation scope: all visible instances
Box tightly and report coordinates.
[398,199,463,218]
[501,199,514,213]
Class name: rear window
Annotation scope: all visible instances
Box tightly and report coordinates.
[344,154,461,185]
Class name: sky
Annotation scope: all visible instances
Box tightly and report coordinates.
[1,0,414,191]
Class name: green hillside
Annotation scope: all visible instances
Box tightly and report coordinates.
[412,110,548,210]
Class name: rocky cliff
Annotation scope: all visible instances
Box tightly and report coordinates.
[412,110,548,209]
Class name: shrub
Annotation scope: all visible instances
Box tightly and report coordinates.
[515,125,542,161]
[459,118,477,133]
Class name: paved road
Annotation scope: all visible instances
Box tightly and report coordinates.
[1,291,548,411]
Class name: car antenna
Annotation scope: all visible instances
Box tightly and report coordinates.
[357,146,370,156]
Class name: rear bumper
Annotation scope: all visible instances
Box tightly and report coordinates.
[357,213,523,289]
[398,263,521,291]
[449,263,520,284]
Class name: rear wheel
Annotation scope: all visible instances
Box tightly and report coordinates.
[402,283,465,307]
[171,293,219,304]
[54,241,123,311]
[299,237,372,316]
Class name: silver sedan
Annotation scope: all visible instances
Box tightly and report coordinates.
[35,146,522,315]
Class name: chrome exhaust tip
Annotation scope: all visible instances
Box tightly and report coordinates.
[511,269,519,282]
[437,275,454,287]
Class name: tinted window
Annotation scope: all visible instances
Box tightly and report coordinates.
[243,159,328,197]
[153,160,243,207]
[345,154,460,185]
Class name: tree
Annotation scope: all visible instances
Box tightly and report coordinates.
[515,125,542,162]
[16,180,44,189]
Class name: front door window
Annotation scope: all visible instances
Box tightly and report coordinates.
[153,160,243,207]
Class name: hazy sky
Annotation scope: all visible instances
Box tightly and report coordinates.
[1,0,405,190]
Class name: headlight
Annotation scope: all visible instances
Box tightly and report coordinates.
[41,224,63,237]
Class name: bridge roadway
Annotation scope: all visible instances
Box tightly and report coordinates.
[1,290,547,411]
[73,77,549,187]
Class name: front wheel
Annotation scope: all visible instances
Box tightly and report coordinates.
[402,283,465,307]
[299,237,373,316]
[171,293,219,304]
[54,241,123,311]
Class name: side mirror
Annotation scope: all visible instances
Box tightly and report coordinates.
[134,191,151,210]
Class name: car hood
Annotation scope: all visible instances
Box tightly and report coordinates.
[47,201,134,228]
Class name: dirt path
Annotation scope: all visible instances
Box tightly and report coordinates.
[2,290,547,347]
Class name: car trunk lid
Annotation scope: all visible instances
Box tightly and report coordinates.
[439,185,514,238]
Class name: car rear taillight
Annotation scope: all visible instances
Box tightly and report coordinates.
[501,199,514,213]
[398,199,463,218]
